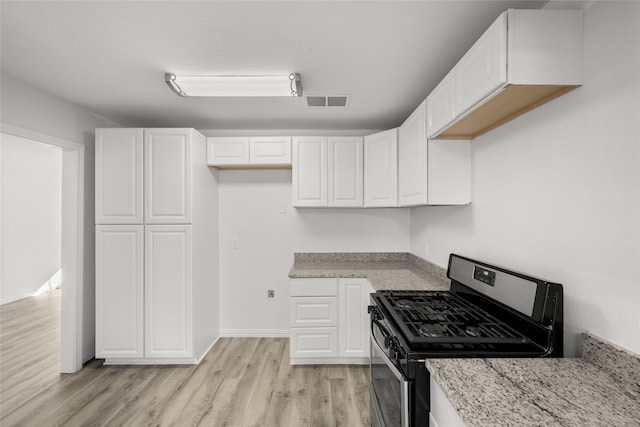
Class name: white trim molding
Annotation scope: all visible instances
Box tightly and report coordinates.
[219,329,291,338]
[1,123,85,374]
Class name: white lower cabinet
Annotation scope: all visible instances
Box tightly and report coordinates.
[145,225,193,359]
[338,278,373,359]
[290,327,338,359]
[95,225,144,359]
[289,277,373,364]
[430,376,466,427]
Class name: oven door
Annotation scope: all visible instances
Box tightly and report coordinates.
[370,317,411,427]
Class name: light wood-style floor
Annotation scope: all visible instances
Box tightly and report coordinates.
[0,291,370,426]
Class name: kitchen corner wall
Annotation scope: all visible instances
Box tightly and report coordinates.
[216,169,410,335]
[1,73,122,361]
[410,1,640,356]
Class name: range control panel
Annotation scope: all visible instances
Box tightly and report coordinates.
[474,265,496,286]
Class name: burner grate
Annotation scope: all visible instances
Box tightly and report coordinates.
[378,290,530,345]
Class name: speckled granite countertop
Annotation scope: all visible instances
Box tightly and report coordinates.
[427,333,640,427]
[289,252,450,291]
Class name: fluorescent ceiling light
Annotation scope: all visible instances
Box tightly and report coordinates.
[165,73,302,97]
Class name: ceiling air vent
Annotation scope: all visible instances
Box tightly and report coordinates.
[306,95,350,108]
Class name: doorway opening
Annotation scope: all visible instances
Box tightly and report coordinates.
[1,124,85,373]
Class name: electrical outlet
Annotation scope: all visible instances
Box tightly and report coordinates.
[232,238,239,249]
[267,290,275,298]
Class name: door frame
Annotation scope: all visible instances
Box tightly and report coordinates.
[1,123,85,373]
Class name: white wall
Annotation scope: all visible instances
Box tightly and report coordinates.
[0,134,62,304]
[1,73,121,360]
[410,1,640,356]
[217,169,410,334]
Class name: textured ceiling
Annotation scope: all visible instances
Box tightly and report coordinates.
[1,1,547,130]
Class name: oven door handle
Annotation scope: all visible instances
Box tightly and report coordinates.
[370,330,406,383]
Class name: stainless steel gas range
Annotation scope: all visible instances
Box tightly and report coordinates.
[368,254,564,427]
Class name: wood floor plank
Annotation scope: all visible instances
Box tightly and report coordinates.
[1,293,371,427]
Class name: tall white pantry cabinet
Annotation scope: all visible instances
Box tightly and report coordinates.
[95,128,219,364]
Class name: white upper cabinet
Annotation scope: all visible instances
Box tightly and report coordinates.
[426,71,455,139]
[398,101,428,206]
[364,129,398,207]
[292,136,328,207]
[95,129,144,224]
[207,136,291,168]
[328,137,363,207]
[206,137,249,166]
[453,12,507,118]
[250,136,292,165]
[144,129,192,224]
[399,101,471,206]
[430,9,583,140]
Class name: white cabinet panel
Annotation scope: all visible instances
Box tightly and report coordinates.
[430,377,467,427]
[206,137,249,166]
[338,279,372,358]
[292,136,328,207]
[290,278,338,297]
[364,129,398,207]
[427,139,471,205]
[328,137,363,207]
[398,101,428,206]
[453,12,507,117]
[95,225,143,358]
[290,297,337,327]
[95,129,143,224]
[145,225,193,358]
[290,327,338,358]
[426,71,455,139]
[250,136,291,165]
[145,129,192,224]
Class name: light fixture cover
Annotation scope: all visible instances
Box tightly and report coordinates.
[165,73,302,97]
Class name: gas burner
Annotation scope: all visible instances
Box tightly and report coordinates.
[419,324,445,338]
[395,299,414,309]
[465,326,482,337]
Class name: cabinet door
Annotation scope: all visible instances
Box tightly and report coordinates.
[338,279,372,359]
[427,139,471,205]
[144,129,192,224]
[206,137,250,166]
[398,101,428,206]
[292,137,328,207]
[95,129,143,224]
[290,327,338,359]
[454,12,507,117]
[250,136,292,165]
[426,70,455,139]
[328,137,363,207]
[290,297,338,327]
[364,129,398,207]
[95,225,143,358]
[145,225,193,358]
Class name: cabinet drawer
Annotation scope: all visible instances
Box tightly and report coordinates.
[290,278,337,296]
[290,297,337,327]
[290,327,338,358]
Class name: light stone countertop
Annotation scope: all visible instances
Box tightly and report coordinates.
[288,252,450,291]
[426,333,640,427]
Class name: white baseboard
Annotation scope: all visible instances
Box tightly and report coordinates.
[219,328,290,337]
[0,292,35,305]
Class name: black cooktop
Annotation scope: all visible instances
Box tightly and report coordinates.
[376,290,530,346]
